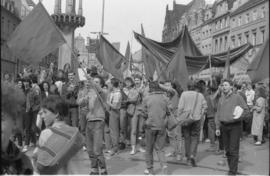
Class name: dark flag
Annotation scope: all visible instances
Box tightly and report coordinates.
[223,47,231,79]
[96,35,125,80]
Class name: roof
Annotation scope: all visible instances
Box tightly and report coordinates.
[164,3,187,29]
[230,0,266,16]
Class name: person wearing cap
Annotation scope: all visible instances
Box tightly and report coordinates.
[1,81,33,174]
[215,79,249,175]
[62,72,79,127]
[141,81,171,175]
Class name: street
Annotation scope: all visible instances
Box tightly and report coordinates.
[26,136,269,175]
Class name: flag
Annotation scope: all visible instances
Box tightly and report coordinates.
[167,45,188,90]
[129,55,133,72]
[96,35,125,80]
[247,38,269,83]
[141,24,156,80]
[7,2,66,64]
[122,42,131,72]
[223,48,231,79]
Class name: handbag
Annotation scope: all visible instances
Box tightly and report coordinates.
[179,92,199,126]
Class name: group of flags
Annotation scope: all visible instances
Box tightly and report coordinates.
[6,2,269,88]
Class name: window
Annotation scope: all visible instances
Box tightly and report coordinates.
[261,6,265,18]
[221,19,224,28]
[246,13,250,23]
[220,38,223,51]
[215,39,218,52]
[232,18,236,27]
[252,30,257,45]
[225,17,229,27]
[238,16,242,26]
[260,28,265,43]
[245,32,250,43]
[224,36,227,50]
[231,36,235,48]
[238,34,242,46]
[253,10,257,20]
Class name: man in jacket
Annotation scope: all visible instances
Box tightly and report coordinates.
[177,82,207,167]
[141,81,171,175]
[215,79,249,175]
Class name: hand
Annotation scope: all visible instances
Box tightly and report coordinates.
[216,130,221,136]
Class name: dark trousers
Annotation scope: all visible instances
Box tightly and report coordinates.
[119,109,127,143]
[79,109,87,136]
[67,107,79,127]
[145,127,167,170]
[24,110,37,146]
[218,129,224,150]
[182,120,201,159]
[221,121,242,175]
[85,120,107,170]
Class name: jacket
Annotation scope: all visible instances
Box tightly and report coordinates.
[62,82,79,108]
[142,91,171,130]
[215,92,249,130]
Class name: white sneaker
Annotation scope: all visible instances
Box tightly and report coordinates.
[139,147,146,153]
[22,146,28,152]
[83,146,87,151]
[144,169,154,175]
[255,141,262,145]
[130,149,136,155]
[205,139,210,143]
[165,152,174,157]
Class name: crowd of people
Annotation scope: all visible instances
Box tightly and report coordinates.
[1,65,269,175]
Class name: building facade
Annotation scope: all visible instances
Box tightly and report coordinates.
[1,0,35,79]
[162,0,269,80]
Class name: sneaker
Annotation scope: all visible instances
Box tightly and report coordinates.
[255,141,262,145]
[205,139,210,143]
[139,147,146,153]
[162,166,168,175]
[108,150,117,156]
[215,150,224,155]
[144,169,154,175]
[83,146,87,151]
[206,147,216,152]
[22,145,28,152]
[130,149,136,155]
[165,152,174,157]
[217,160,226,166]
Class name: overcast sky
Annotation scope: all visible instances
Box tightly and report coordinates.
[34,0,215,54]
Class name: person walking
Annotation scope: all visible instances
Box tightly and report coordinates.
[177,82,207,167]
[251,87,267,145]
[141,81,171,175]
[215,79,249,175]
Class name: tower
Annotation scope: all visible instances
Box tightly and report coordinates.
[51,0,85,70]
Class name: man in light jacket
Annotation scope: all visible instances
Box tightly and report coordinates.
[177,82,207,167]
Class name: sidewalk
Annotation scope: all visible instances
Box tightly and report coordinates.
[25,137,269,175]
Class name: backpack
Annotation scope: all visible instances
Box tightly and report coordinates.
[36,124,83,174]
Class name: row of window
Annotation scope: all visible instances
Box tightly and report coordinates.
[231,6,266,28]
[231,27,266,48]
[214,17,230,31]
[214,36,229,53]
[202,28,212,38]
[1,16,18,39]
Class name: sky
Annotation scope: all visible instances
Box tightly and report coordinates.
[34,0,215,54]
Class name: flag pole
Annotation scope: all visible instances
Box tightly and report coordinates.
[209,54,212,86]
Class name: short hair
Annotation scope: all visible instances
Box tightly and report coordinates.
[222,79,233,86]
[133,74,142,80]
[110,78,119,88]
[40,81,50,92]
[93,75,105,87]
[1,81,25,119]
[124,77,135,87]
[256,87,266,99]
[41,95,68,120]
[29,74,38,84]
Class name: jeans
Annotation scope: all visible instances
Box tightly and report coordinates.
[104,123,111,150]
[221,121,242,175]
[130,109,140,146]
[182,120,201,159]
[207,117,216,146]
[70,107,79,127]
[24,110,37,146]
[167,125,183,155]
[85,120,107,170]
[79,109,87,136]
[119,109,127,143]
[109,109,120,152]
[145,127,167,170]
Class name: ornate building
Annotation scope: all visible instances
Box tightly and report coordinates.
[162,0,269,81]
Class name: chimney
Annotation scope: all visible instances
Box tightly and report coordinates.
[66,0,75,14]
[78,0,82,15]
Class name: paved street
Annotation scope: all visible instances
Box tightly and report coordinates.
[26,136,269,175]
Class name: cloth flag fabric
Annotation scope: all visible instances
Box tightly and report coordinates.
[167,45,189,90]
[223,48,231,79]
[96,35,125,80]
[141,24,156,80]
[7,2,66,64]
[247,38,269,83]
